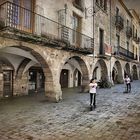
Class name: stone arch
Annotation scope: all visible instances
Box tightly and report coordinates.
[0,45,59,101]
[132,65,138,80]
[93,59,108,81]
[16,58,31,79]
[124,63,130,77]
[93,66,98,79]
[112,61,123,84]
[59,56,89,92]
[73,68,82,87]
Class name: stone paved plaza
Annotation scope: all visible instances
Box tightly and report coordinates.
[0,81,140,140]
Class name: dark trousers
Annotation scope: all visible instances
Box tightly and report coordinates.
[90,93,96,106]
[126,83,131,92]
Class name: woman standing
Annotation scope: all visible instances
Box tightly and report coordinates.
[89,79,98,110]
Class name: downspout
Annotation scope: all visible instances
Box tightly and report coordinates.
[109,0,112,83]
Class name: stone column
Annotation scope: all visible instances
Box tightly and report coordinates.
[14,72,28,96]
[117,74,124,84]
[80,78,89,93]
[44,80,62,102]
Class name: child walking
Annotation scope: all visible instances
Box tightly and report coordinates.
[89,78,98,110]
[124,75,131,93]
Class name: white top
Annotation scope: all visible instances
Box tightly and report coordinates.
[124,77,131,84]
[89,83,97,93]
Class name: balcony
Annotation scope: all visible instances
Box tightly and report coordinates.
[114,46,137,60]
[0,1,93,54]
[115,15,124,30]
[126,26,132,38]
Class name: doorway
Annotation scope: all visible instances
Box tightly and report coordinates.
[60,69,69,88]
[28,67,45,94]
[3,70,13,97]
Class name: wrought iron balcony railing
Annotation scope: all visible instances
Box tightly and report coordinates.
[126,26,132,38]
[0,1,93,53]
[114,46,137,60]
[115,15,124,30]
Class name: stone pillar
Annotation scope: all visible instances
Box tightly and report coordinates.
[80,79,89,93]
[44,80,62,102]
[14,72,28,96]
[117,75,124,84]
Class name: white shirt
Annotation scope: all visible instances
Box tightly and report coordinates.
[89,83,97,93]
[124,77,131,84]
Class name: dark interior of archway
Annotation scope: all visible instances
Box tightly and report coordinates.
[28,66,45,94]
[132,65,138,80]
[99,59,108,80]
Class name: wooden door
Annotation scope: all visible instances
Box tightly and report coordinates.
[60,69,69,88]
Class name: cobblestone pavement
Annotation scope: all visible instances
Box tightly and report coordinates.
[0,81,140,140]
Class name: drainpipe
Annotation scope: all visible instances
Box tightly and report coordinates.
[109,0,113,84]
[93,0,95,60]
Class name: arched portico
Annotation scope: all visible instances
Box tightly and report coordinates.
[112,61,123,84]
[124,63,131,77]
[73,68,82,87]
[93,59,108,81]
[59,56,89,95]
[132,65,138,80]
[0,40,61,102]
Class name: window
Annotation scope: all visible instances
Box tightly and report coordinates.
[72,13,82,46]
[132,25,135,37]
[115,34,120,55]
[127,20,129,26]
[96,0,99,4]
[104,0,107,11]
[96,0,107,11]
[73,0,84,11]
[116,7,119,16]
[126,41,129,51]
[75,0,81,6]
[11,0,34,32]
[116,34,120,46]
[99,28,104,54]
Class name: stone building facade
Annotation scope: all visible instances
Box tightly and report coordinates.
[0,0,139,102]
